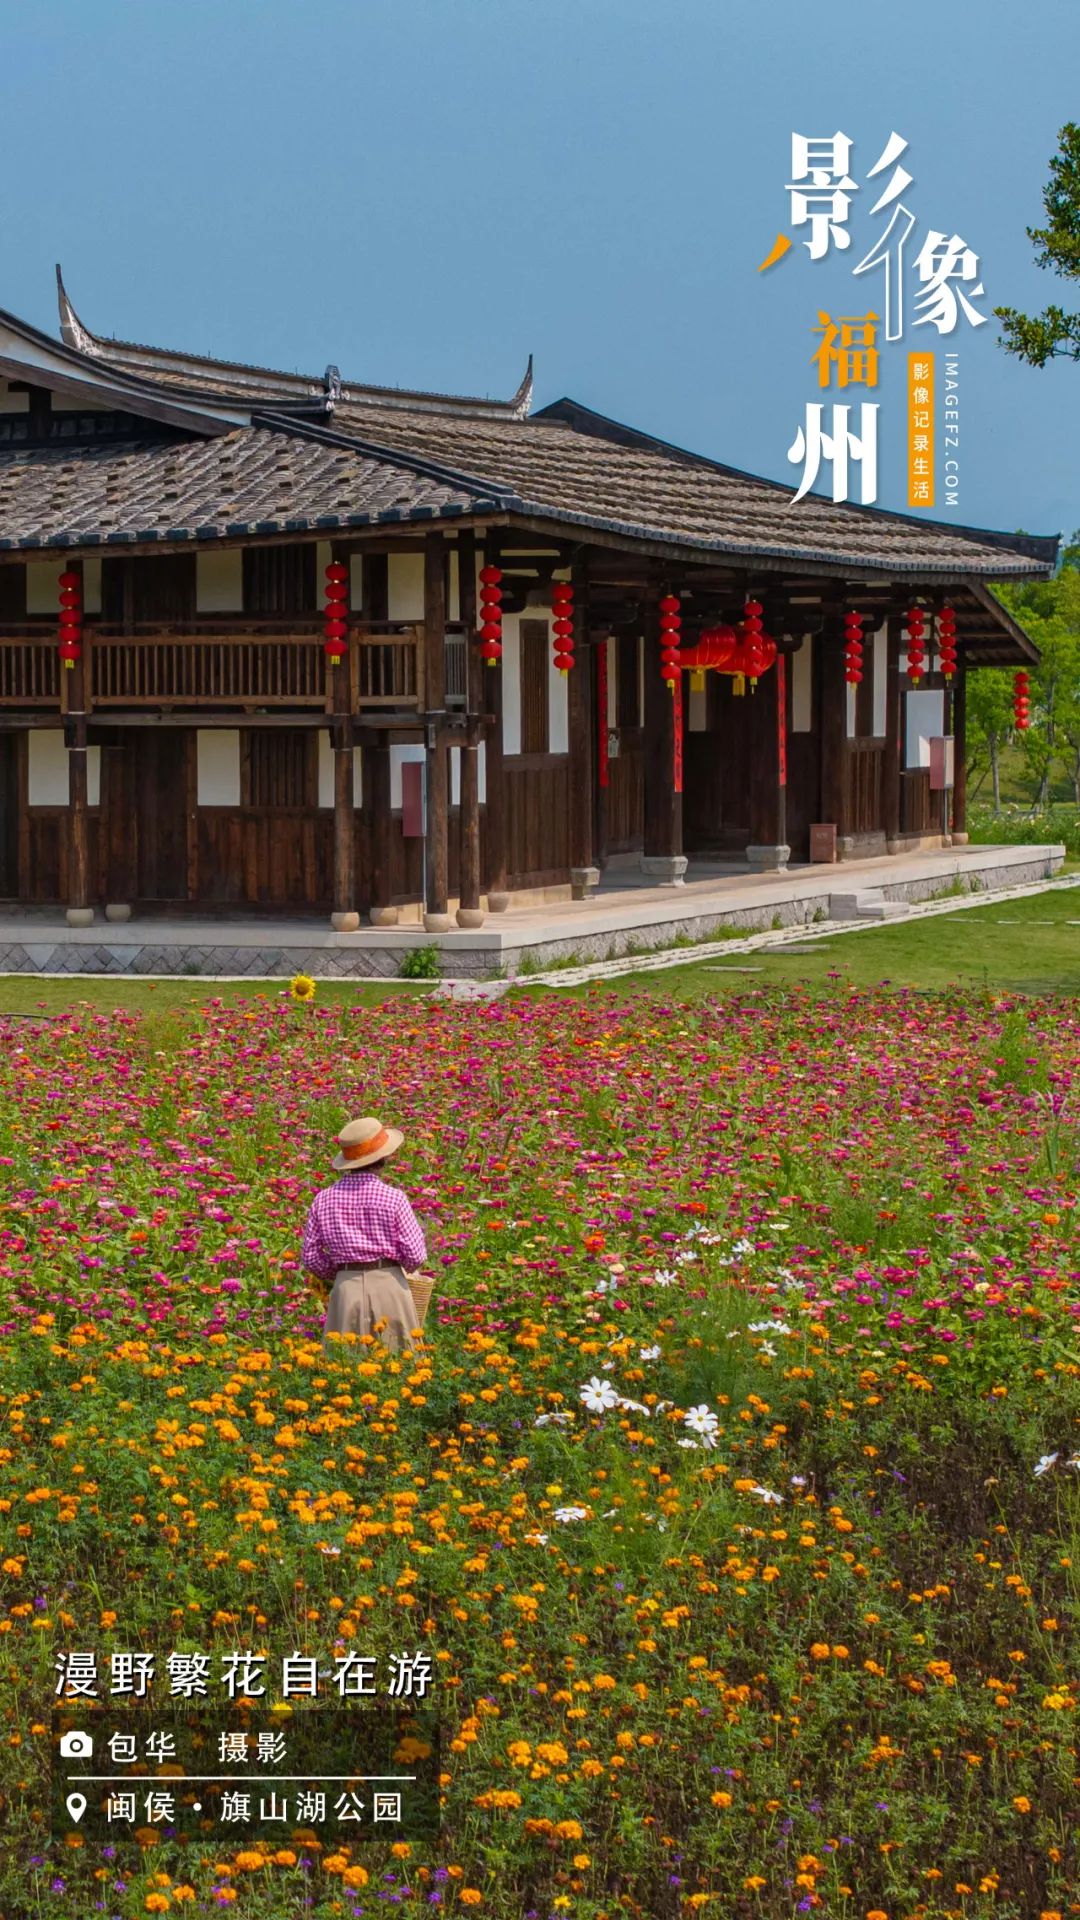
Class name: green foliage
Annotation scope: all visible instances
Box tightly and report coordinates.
[398,944,442,979]
[996,121,1080,364]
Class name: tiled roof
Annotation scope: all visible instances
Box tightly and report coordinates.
[0,426,483,550]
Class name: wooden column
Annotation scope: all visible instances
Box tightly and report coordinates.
[423,533,450,929]
[641,588,684,881]
[329,542,359,930]
[567,551,596,890]
[482,534,509,910]
[747,652,789,869]
[951,663,968,843]
[456,528,484,926]
[818,611,848,856]
[594,633,609,870]
[882,614,903,852]
[361,553,397,925]
[102,742,137,920]
[64,561,93,926]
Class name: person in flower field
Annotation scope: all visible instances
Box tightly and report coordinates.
[301,1116,428,1352]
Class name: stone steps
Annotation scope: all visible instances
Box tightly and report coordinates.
[828,889,912,922]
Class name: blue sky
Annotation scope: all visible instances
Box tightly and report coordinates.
[2,0,1078,545]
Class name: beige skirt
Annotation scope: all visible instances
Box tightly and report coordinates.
[322,1263,421,1354]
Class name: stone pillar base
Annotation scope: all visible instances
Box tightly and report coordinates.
[65,906,94,927]
[456,907,485,929]
[104,903,131,923]
[486,891,510,914]
[640,854,688,885]
[951,830,969,846]
[330,910,360,932]
[424,912,452,934]
[369,906,399,927]
[570,865,601,901]
[745,844,790,872]
[885,837,905,856]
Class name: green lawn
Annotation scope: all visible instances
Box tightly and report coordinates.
[535,880,1080,1000]
[0,974,427,1017]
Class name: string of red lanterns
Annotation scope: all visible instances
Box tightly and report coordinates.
[323,560,349,668]
[1013,670,1030,731]
[659,594,682,689]
[552,580,575,673]
[727,599,777,688]
[937,605,957,681]
[58,569,82,671]
[905,605,927,686]
[843,610,864,686]
[479,564,503,666]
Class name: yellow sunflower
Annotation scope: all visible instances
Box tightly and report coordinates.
[289,973,316,1003]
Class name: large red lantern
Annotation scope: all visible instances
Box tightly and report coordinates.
[323,559,349,666]
[58,568,82,670]
[905,605,926,686]
[679,623,737,672]
[659,593,681,689]
[937,605,957,681]
[1013,670,1030,731]
[843,609,864,686]
[724,600,777,689]
[479,563,503,666]
[552,579,574,673]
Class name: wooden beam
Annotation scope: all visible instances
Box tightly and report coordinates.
[567,550,594,872]
[881,613,903,848]
[423,532,449,923]
[481,532,508,909]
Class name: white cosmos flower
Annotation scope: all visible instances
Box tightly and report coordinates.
[790,1474,808,1488]
[653,1269,678,1287]
[684,1404,720,1438]
[677,1438,699,1450]
[534,1411,574,1428]
[553,1506,589,1524]
[580,1377,620,1412]
[749,1320,794,1336]
[674,1250,698,1265]
[318,1545,342,1556]
[751,1486,783,1505]
[732,1239,754,1256]
[1034,1452,1060,1477]
[1066,1454,1080,1471]
[759,1342,777,1359]
[617,1397,650,1416]
[525,1530,548,1545]
[640,1345,662,1361]
[653,1399,674,1415]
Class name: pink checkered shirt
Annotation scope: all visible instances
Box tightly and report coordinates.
[300,1172,427,1283]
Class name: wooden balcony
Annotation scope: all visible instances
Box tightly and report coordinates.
[0,620,430,714]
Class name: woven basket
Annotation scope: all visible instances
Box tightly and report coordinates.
[408,1272,435,1327]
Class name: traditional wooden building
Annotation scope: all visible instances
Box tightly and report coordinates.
[0,269,1058,930]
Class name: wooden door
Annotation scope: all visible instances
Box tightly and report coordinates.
[129,730,189,902]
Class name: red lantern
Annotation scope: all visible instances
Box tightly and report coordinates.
[658,593,681,688]
[551,580,575,674]
[905,606,926,686]
[722,600,777,688]
[478,564,503,665]
[1013,670,1031,731]
[937,605,957,680]
[843,609,864,686]
[680,623,737,672]
[323,560,350,667]
[57,569,81,670]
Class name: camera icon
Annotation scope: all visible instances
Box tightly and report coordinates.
[59,1731,93,1759]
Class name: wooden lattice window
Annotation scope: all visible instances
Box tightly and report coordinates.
[616,632,641,729]
[519,619,550,755]
[243,543,317,616]
[242,731,316,808]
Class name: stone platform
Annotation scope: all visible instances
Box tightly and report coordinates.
[0,842,1065,979]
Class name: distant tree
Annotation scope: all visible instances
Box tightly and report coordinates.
[996,123,1080,365]
[992,538,1080,805]
[966,667,1013,810]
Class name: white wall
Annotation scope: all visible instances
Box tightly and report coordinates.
[388,553,425,622]
[28,731,99,805]
[196,550,243,613]
[502,614,522,755]
[197,730,240,805]
[872,625,888,736]
[450,743,488,805]
[316,734,363,807]
[26,558,102,614]
[905,689,944,769]
[791,633,813,732]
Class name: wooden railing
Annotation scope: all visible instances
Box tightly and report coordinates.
[0,621,429,713]
[0,629,60,704]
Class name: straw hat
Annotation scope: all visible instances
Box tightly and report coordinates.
[332,1116,404,1174]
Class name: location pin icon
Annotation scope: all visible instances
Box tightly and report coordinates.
[65,1792,87,1824]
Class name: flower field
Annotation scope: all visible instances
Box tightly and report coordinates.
[1,986,1078,1920]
